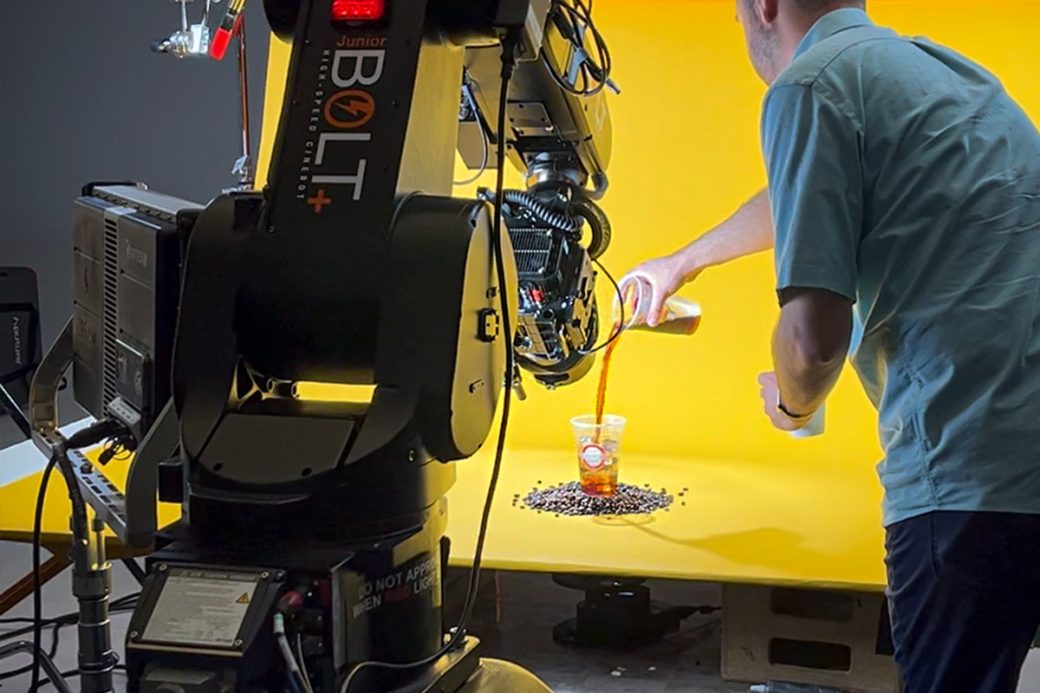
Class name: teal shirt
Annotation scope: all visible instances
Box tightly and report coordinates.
[762,9,1040,525]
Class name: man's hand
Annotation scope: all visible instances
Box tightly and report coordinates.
[619,253,702,327]
[758,372,807,432]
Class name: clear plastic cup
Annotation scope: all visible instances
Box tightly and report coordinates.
[571,415,626,496]
[632,296,701,335]
[614,280,702,336]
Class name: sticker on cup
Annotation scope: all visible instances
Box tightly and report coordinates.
[580,443,608,469]
[572,415,625,497]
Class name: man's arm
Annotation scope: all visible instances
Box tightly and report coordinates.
[758,83,863,431]
[622,189,774,325]
[772,288,853,417]
[679,188,775,271]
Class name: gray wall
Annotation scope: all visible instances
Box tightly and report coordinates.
[0,1,271,446]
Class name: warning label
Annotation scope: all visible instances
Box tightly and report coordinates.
[352,556,438,619]
[143,573,259,647]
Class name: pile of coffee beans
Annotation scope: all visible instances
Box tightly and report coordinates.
[517,481,676,516]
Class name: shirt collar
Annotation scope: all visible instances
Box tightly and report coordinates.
[793,8,875,60]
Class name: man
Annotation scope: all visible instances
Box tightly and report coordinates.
[622,1,1040,690]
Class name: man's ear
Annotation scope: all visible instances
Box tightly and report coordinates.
[757,0,780,25]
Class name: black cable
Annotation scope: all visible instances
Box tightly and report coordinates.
[29,453,59,692]
[0,596,138,685]
[338,29,522,693]
[63,419,128,451]
[0,382,32,441]
[0,622,62,683]
[24,419,134,691]
[109,594,141,610]
[572,0,612,93]
[578,258,626,355]
[31,448,83,693]
[0,601,138,648]
[542,0,612,98]
[32,663,127,691]
[0,621,63,648]
[0,595,138,639]
[0,618,62,629]
[502,190,581,233]
[461,18,517,649]
[0,599,138,686]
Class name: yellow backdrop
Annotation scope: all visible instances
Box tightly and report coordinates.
[257,0,1040,476]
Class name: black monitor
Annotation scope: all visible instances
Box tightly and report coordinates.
[0,267,41,441]
[72,184,201,440]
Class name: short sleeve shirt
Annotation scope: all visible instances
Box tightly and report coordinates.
[762,9,1040,525]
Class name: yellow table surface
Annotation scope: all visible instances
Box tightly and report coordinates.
[0,448,886,591]
[449,449,886,592]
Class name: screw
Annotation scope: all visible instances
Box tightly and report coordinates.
[408,450,416,463]
[261,571,271,580]
[158,564,168,573]
[234,638,243,648]
[129,630,139,640]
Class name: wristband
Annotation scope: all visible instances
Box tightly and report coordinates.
[776,394,815,424]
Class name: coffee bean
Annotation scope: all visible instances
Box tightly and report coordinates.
[520,481,674,517]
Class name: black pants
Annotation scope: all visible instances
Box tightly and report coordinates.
[886,511,1040,692]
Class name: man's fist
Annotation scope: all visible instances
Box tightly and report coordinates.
[758,372,807,432]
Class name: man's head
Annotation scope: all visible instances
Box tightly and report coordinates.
[737,0,866,84]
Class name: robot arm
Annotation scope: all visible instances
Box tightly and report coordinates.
[457,1,617,388]
[25,4,621,690]
[153,0,617,389]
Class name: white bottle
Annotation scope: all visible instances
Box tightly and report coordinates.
[789,404,826,439]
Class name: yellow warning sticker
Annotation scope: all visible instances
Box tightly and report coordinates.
[235,593,250,605]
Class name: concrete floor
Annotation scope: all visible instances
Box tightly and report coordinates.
[2,541,1040,692]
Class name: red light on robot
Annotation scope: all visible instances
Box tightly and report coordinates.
[331,0,385,21]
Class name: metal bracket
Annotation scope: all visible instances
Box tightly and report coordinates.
[29,318,175,551]
[125,399,178,547]
[29,318,74,455]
